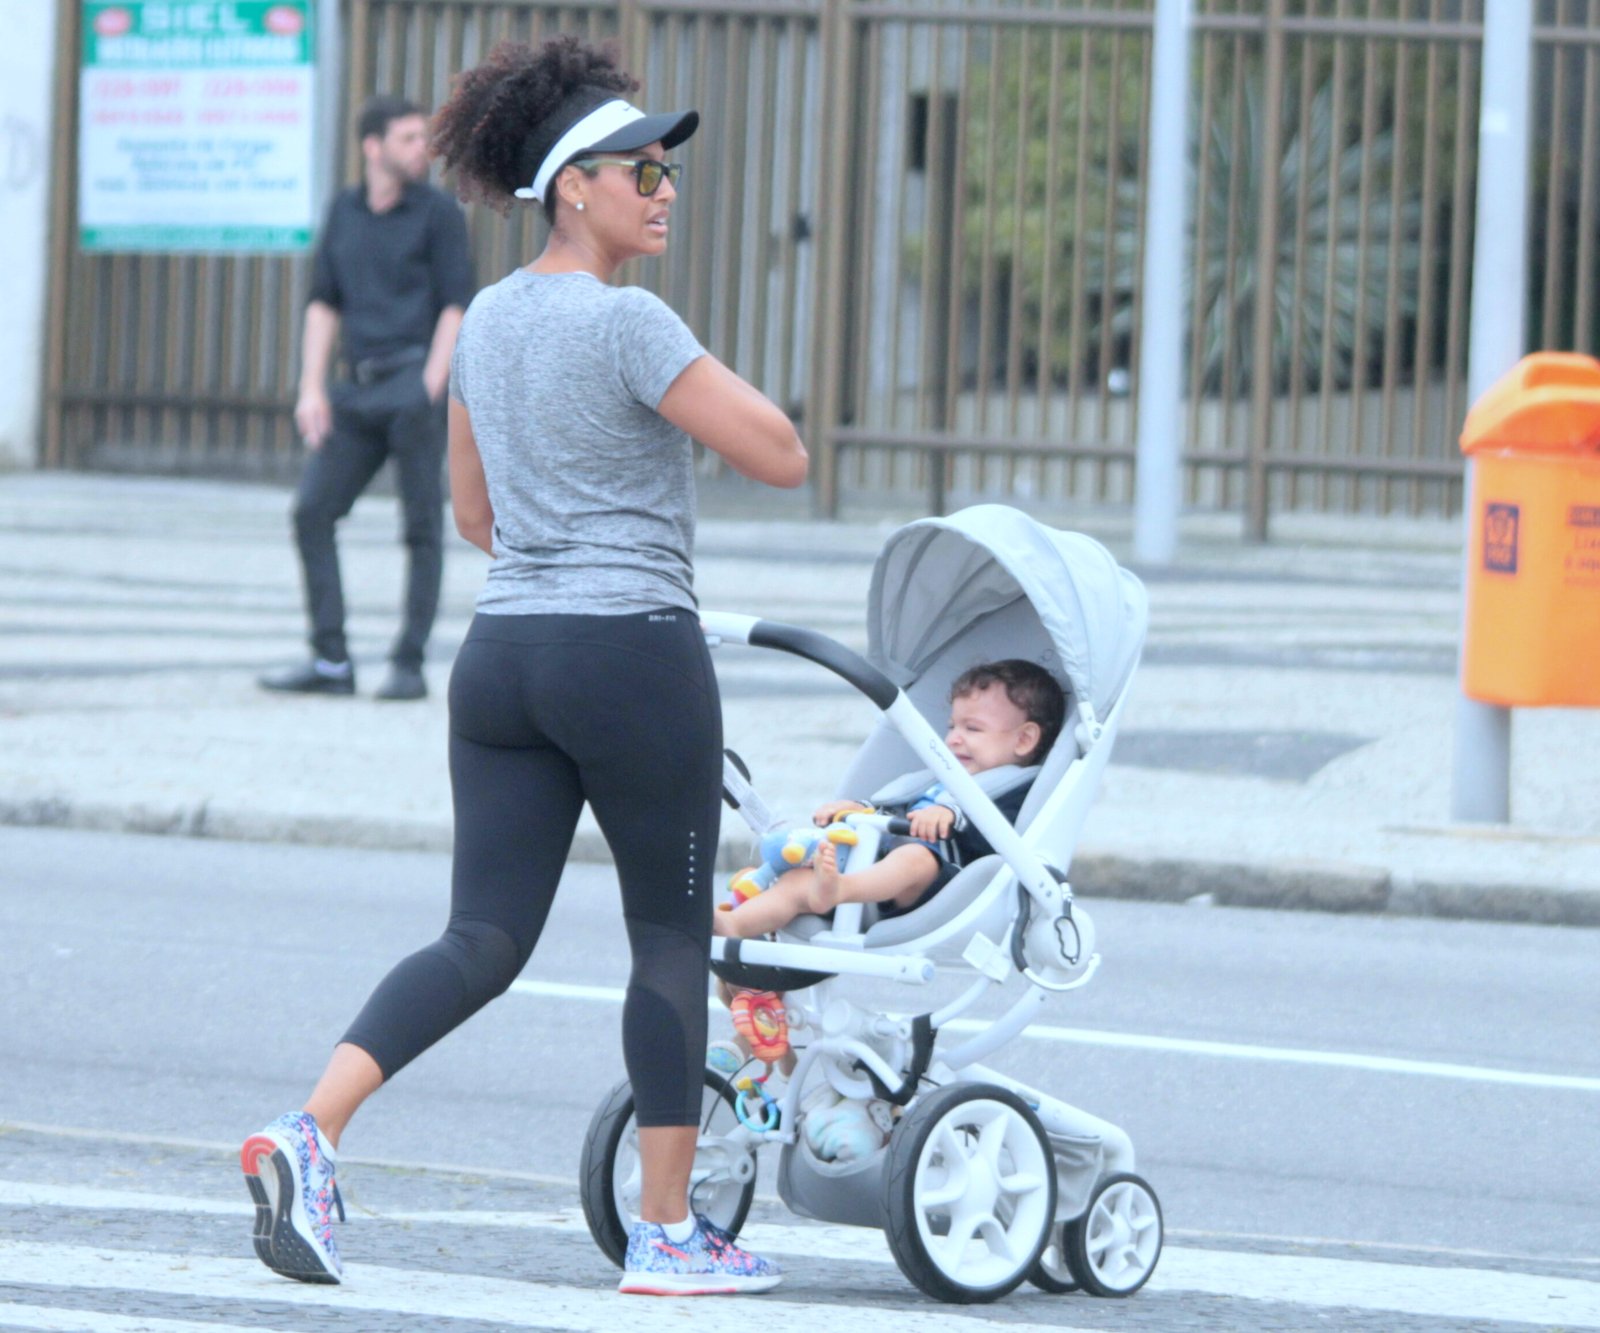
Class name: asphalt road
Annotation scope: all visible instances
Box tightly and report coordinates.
[2,825,1598,1331]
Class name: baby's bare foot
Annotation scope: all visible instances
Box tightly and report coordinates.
[812,840,843,910]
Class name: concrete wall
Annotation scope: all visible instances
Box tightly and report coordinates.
[0,0,58,470]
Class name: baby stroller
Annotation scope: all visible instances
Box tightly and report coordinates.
[578,504,1159,1304]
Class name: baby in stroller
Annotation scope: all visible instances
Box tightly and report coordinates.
[713,660,1065,939]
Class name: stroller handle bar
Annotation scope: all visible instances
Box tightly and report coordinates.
[701,614,899,709]
[702,612,1070,922]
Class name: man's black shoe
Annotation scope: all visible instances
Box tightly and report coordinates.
[258,660,356,696]
[375,665,427,701]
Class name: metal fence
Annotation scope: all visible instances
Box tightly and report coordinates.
[40,0,1600,526]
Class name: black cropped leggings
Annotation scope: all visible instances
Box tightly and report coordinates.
[341,609,721,1127]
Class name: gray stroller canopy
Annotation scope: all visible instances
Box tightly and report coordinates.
[865,505,1148,719]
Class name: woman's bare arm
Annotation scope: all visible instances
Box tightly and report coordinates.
[656,355,808,488]
[449,399,494,554]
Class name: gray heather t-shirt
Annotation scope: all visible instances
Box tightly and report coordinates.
[449,270,707,615]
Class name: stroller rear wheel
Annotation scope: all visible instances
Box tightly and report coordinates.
[1027,1226,1082,1293]
[578,1069,756,1267]
[882,1082,1056,1304]
[1062,1171,1163,1296]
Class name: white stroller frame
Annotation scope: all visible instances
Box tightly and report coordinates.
[579,506,1162,1303]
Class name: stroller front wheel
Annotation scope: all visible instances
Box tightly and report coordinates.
[578,1070,756,1267]
[882,1082,1057,1304]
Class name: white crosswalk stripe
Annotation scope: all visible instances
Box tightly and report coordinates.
[0,1242,1096,1333]
[2,1181,1597,1327]
[0,1306,308,1333]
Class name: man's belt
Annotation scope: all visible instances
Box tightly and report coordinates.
[351,345,428,386]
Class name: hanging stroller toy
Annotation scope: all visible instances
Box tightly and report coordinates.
[578,505,1162,1303]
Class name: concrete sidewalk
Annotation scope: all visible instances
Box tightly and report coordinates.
[1,470,1596,925]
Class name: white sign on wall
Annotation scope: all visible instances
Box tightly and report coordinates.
[78,1,316,252]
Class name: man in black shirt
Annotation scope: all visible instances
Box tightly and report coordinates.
[260,95,474,701]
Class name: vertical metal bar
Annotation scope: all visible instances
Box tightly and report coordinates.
[384,5,404,99]
[1134,0,1189,561]
[918,23,946,434]
[108,253,132,454]
[1577,35,1599,354]
[1539,0,1569,348]
[685,14,711,334]
[1414,10,1452,505]
[937,24,974,513]
[810,0,852,517]
[1093,21,1126,500]
[193,255,216,465]
[1443,32,1475,453]
[416,1,436,109]
[1245,0,1284,540]
[347,1,373,187]
[1067,27,1094,465]
[167,258,191,461]
[1122,7,1152,506]
[1218,30,1247,509]
[717,17,746,365]
[1003,27,1031,450]
[777,16,807,416]
[618,0,641,76]
[886,19,914,437]
[644,8,668,297]
[749,17,779,400]
[42,0,81,467]
[1284,28,1314,512]
[854,17,883,435]
[1453,0,1531,824]
[1034,26,1064,444]
[1312,1,1346,513]
[972,24,1003,448]
[1345,26,1380,513]
[1186,20,1218,501]
[246,255,267,459]
[132,255,156,454]
[1379,33,1411,515]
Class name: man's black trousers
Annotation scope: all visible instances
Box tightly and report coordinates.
[292,368,446,671]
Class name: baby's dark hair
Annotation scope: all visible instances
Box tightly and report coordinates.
[950,660,1066,765]
[429,35,637,218]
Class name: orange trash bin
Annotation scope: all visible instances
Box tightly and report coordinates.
[1460,352,1600,707]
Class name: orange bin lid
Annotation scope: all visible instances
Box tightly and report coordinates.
[1460,352,1600,456]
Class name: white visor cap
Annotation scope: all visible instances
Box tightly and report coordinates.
[515,98,699,203]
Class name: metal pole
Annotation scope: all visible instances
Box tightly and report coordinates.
[809,0,852,518]
[1451,0,1530,823]
[1133,0,1191,566]
[312,0,344,214]
[1245,0,1286,543]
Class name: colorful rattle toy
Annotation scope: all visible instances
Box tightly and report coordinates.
[729,988,791,1063]
[726,988,791,1131]
[734,1070,782,1132]
[722,817,865,909]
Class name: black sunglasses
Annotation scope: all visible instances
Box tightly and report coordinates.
[576,157,683,197]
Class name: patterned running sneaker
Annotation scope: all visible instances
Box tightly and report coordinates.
[240,1111,345,1283]
[618,1214,782,1295]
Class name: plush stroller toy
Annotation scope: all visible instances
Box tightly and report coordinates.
[722,816,864,908]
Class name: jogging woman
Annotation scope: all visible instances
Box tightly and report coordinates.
[240,35,806,1297]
